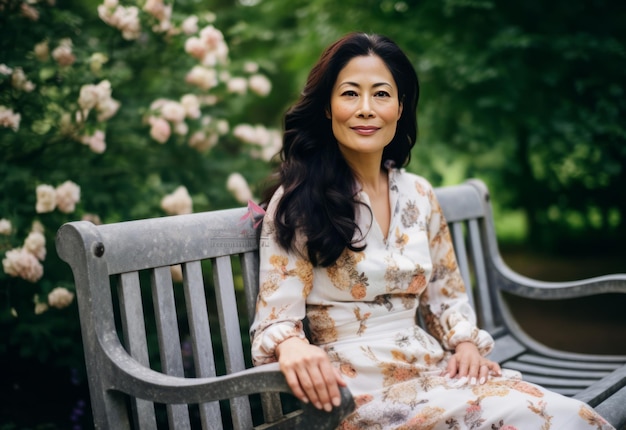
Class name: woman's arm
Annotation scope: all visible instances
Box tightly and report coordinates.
[419,179,500,384]
[250,188,346,409]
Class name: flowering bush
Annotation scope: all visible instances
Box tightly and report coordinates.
[0,0,279,425]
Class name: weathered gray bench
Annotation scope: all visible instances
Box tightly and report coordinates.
[56,178,626,429]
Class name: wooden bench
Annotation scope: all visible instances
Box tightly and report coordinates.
[55,178,626,429]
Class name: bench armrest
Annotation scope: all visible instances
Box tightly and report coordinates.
[489,252,626,300]
[100,335,355,427]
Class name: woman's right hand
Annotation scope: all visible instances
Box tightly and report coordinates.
[275,337,347,412]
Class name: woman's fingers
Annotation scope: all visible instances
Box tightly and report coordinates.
[277,339,344,410]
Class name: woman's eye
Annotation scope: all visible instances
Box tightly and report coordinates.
[374,91,390,97]
[342,90,358,97]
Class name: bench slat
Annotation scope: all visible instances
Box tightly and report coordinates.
[212,256,254,430]
[503,361,612,379]
[449,222,474,310]
[515,354,623,371]
[468,219,496,332]
[151,266,191,429]
[182,261,223,428]
[118,272,158,429]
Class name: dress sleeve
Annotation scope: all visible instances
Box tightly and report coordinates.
[249,188,312,366]
[419,181,494,356]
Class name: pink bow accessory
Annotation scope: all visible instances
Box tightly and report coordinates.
[239,199,266,228]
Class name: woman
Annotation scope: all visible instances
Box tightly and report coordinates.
[250,32,614,429]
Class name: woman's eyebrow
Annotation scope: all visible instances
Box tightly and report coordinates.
[337,81,393,88]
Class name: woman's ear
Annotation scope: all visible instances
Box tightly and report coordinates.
[325,106,331,119]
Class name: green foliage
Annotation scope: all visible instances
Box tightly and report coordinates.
[235,0,626,251]
[1,2,277,425]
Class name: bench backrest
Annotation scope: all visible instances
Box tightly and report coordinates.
[55,179,501,429]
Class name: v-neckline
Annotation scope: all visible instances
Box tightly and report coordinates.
[357,169,397,244]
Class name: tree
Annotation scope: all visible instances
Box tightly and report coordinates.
[235,0,626,251]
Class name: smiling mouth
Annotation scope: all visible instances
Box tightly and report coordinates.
[351,126,380,135]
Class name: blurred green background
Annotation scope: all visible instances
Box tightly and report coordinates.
[1,0,625,428]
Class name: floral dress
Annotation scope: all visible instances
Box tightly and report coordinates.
[250,168,614,430]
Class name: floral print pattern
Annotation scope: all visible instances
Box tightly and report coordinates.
[250,169,615,429]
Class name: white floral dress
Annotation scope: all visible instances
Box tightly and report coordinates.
[250,169,614,430]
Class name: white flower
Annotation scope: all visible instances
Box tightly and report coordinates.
[48,287,75,309]
[160,101,186,123]
[36,184,57,213]
[248,74,271,97]
[227,77,247,95]
[0,219,12,235]
[78,80,120,122]
[185,66,218,90]
[160,186,193,215]
[35,302,49,315]
[226,173,253,204]
[181,16,199,35]
[173,121,188,136]
[216,119,229,135]
[0,64,13,75]
[180,94,201,119]
[243,61,259,73]
[96,96,120,122]
[11,67,36,93]
[55,180,81,214]
[2,248,44,283]
[24,231,46,261]
[170,265,183,283]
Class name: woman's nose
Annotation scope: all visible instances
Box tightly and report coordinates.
[357,98,374,118]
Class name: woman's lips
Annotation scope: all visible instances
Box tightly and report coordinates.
[351,126,380,135]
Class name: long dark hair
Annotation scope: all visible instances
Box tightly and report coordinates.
[263,33,419,267]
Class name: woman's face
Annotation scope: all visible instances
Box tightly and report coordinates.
[328,54,403,163]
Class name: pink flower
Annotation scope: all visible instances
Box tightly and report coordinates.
[55,180,81,213]
[48,287,75,309]
[81,130,107,153]
[160,186,193,215]
[52,39,76,67]
[143,0,167,21]
[0,106,21,131]
[149,116,171,143]
[20,3,39,21]
[36,184,57,213]
[2,248,44,283]
[184,37,206,60]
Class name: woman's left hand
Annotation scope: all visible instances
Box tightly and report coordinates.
[445,341,501,385]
